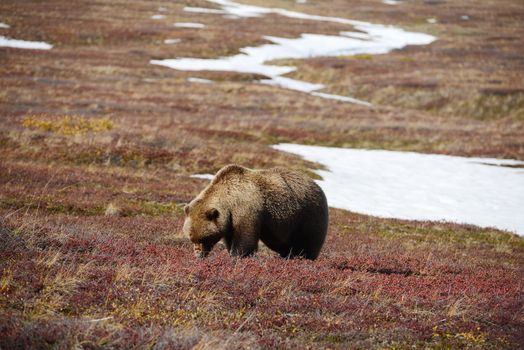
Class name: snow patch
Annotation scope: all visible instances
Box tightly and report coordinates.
[0,36,52,50]
[383,0,402,5]
[187,77,213,84]
[164,39,181,44]
[151,14,166,20]
[273,143,524,236]
[0,22,9,29]
[174,22,206,28]
[191,174,215,180]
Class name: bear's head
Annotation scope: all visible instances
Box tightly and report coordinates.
[183,199,225,258]
[183,165,247,257]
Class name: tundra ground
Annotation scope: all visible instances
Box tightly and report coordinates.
[1,0,523,348]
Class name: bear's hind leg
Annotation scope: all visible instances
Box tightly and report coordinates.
[228,239,258,257]
[288,219,327,260]
[285,243,318,260]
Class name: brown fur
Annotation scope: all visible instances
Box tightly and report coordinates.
[183,164,329,260]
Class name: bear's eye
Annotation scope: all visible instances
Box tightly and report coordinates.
[206,208,219,221]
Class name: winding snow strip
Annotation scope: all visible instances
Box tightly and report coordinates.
[273,143,524,236]
[0,36,52,50]
[151,0,435,105]
[311,92,372,107]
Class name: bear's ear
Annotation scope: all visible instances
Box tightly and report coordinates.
[206,208,219,221]
[184,205,190,216]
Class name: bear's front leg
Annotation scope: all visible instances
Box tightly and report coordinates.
[228,238,258,257]
[226,220,260,258]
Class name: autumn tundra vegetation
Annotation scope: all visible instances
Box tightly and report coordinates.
[1,0,523,348]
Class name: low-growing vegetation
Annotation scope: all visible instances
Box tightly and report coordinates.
[1,208,522,348]
[1,0,523,348]
[22,115,113,135]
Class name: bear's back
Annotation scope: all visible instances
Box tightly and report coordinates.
[253,167,326,220]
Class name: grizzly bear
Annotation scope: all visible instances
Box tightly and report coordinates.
[183,164,328,260]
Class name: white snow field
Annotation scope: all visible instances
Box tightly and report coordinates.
[0,36,52,50]
[151,0,435,106]
[273,143,524,236]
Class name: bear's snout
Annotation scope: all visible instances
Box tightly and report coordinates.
[189,232,199,244]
